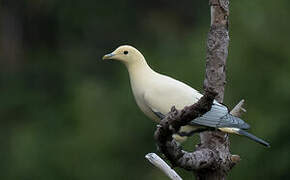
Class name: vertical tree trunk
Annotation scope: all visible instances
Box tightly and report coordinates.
[197,0,231,179]
[150,1,236,179]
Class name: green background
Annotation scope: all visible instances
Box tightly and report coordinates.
[1,0,289,179]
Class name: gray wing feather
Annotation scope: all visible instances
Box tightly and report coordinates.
[189,102,250,130]
[149,101,250,130]
[152,110,165,119]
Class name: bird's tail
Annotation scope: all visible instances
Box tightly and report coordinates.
[238,129,270,147]
[219,127,270,147]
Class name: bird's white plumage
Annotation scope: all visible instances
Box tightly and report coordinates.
[143,73,202,118]
[105,45,243,127]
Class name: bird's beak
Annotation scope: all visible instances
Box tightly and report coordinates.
[102,53,115,60]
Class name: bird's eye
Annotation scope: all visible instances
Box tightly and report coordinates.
[124,51,128,55]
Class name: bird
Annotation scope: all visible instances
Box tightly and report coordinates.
[102,45,270,147]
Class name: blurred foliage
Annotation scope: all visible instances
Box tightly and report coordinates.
[0,0,290,179]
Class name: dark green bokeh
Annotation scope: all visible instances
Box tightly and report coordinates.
[1,0,289,179]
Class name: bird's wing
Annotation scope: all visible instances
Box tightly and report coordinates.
[143,75,249,129]
[189,102,250,129]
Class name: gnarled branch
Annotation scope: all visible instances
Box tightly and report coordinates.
[153,89,218,170]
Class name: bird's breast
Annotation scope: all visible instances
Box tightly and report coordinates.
[130,80,160,122]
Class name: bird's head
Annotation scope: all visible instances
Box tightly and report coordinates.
[102,45,145,66]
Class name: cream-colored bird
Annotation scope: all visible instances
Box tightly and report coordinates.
[102,45,270,147]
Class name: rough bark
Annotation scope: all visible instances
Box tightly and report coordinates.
[197,0,231,179]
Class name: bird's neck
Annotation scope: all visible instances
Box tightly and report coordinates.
[125,58,154,79]
[125,58,156,92]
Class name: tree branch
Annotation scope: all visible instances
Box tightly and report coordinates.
[145,153,182,180]
[153,89,218,170]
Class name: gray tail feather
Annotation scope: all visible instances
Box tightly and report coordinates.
[238,129,270,147]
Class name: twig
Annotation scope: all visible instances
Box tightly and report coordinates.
[228,99,246,165]
[230,99,246,117]
[145,153,182,180]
